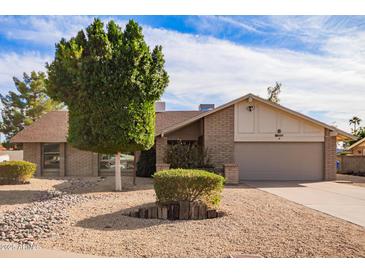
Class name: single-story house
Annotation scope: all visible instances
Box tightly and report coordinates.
[346,137,365,156]
[11,93,354,182]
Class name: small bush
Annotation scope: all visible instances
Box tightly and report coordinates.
[153,169,225,207]
[165,141,213,169]
[0,160,36,184]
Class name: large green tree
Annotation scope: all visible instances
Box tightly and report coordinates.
[0,71,62,142]
[46,18,169,190]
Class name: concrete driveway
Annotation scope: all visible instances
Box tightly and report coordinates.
[245,181,365,227]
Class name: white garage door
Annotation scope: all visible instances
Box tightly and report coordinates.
[234,142,324,181]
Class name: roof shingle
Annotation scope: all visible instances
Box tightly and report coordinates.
[11,110,202,143]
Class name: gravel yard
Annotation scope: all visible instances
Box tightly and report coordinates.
[1,177,365,257]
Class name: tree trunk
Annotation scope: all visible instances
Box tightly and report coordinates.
[115,152,122,191]
[133,151,137,185]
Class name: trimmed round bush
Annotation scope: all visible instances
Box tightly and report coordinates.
[0,160,36,184]
[153,169,225,207]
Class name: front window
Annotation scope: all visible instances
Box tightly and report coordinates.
[99,153,134,171]
[42,143,60,169]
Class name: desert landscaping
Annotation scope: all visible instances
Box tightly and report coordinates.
[1,177,365,258]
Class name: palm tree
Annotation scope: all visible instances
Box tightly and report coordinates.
[349,116,362,132]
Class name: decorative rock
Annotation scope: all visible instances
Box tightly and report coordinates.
[122,202,223,221]
[167,204,175,220]
[190,204,200,220]
[173,204,179,220]
[207,209,217,219]
[161,207,168,220]
[0,189,92,244]
[198,204,207,220]
[157,207,162,219]
[138,208,145,218]
[179,201,190,220]
[151,207,158,219]
[217,211,225,218]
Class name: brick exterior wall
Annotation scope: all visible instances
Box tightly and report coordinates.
[203,106,235,167]
[155,136,168,164]
[324,129,337,181]
[156,163,170,172]
[23,143,42,177]
[65,144,98,176]
[224,164,239,184]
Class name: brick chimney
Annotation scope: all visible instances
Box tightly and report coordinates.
[155,101,166,112]
[199,104,215,111]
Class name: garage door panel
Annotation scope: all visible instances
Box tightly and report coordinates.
[234,142,324,181]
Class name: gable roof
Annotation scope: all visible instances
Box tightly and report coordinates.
[10,110,202,143]
[11,111,69,143]
[157,93,355,141]
[347,137,365,151]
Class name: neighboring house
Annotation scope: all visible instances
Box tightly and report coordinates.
[0,154,9,162]
[11,93,354,182]
[0,150,23,161]
[346,137,365,156]
[0,144,23,161]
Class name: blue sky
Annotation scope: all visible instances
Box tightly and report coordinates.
[0,15,364,131]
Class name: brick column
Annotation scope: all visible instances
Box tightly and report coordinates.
[59,143,66,177]
[156,163,170,172]
[23,143,42,177]
[224,163,239,184]
[155,136,170,173]
[203,106,234,168]
[155,136,168,164]
[324,129,337,181]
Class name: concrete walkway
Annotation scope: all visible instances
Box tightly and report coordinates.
[245,181,365,227]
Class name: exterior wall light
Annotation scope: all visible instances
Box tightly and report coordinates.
[275,128,284,137]
[247,105,255,112]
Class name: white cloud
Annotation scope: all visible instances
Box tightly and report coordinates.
[143,25,365,131]
[0,16,92,45]
[0,52,50,92]
[0,16,364,132]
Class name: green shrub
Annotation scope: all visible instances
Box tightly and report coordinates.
[136,147,156,177]
[153,169,224,207]
[165,141,213,169]
[0,161,36,184]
